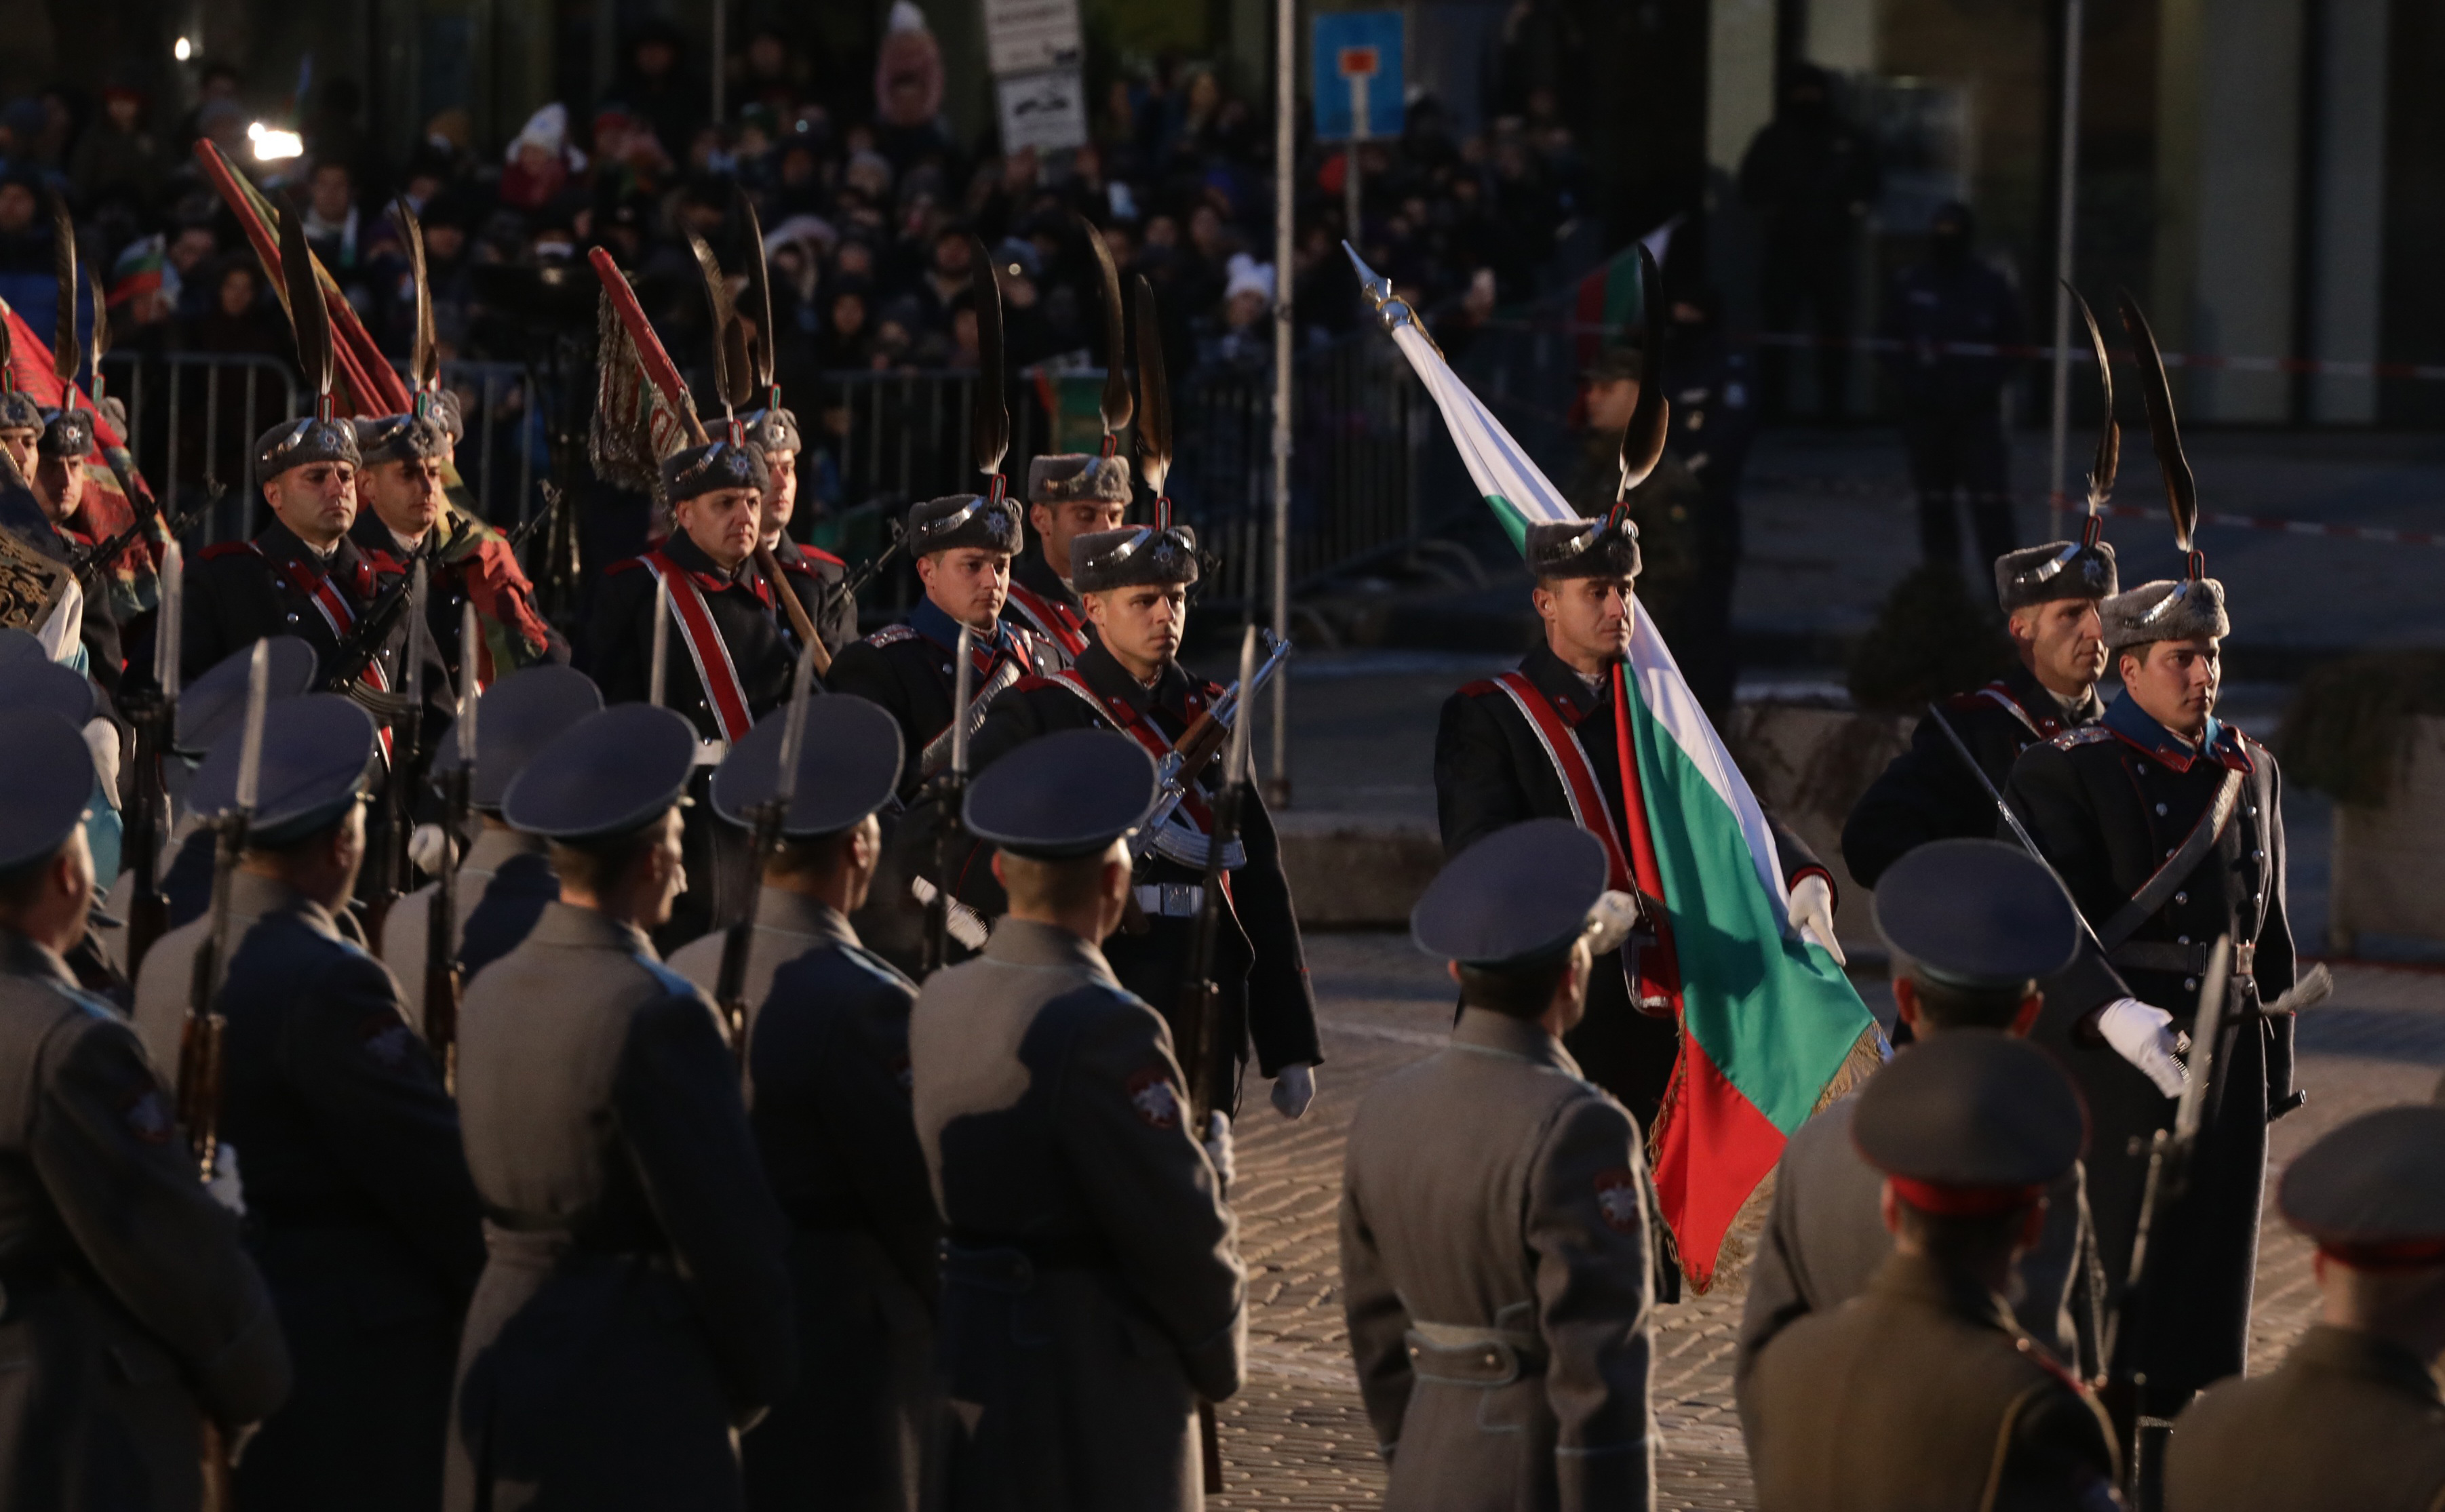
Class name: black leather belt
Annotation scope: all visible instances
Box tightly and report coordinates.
[1403,1323,1548,1387]
[2109,939,2258,980]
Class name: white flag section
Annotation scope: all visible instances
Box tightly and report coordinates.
[1346,243,1878,1289]
[1342,243,1796,924]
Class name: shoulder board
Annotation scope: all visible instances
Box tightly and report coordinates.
[1456,679,1501,699]
[1942,683,2005,713]
[1197,679,1226,702]
[775,556,817,578]
[198,540,263,563]
[602,557,648,578]
[1013,674,1060,693]
[2048,727,2115,751]
[360,546,406,575]
[865,624,920,648]
[800,545,846,568]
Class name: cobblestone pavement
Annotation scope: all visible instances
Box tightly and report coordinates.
[1210,935,2445,1511]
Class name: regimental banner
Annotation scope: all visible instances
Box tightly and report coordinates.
[1348,243,1883,1291]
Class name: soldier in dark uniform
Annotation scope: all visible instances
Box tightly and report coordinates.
[1881,201,2029,572]
[380,664,602,1021]
[2167,1106,2445,1511]
[1746,1032,2123,1510]
[1433,514,1841,1132]
[912,730,1243,1511]
[1566,347,1704,652]
[26,407,125,692]
[446,702,794,1512]
[1341,818,1657,1507]
[584,436,794,735]
[584,435,796,944]
[0,384,41,481]
[180,416,444,738]
[1738,838,2090,1448]
[668,697,937,1512]
[1844,532,2117,888]
[969,523,1321,1117]
[2003,566,2297,1450]
[130,694,486,1512]
[743,404,858,658]
[0,711,293,1511]
[1001,452,1131,671]
[348,409,568,684]
[825,490,1047,799]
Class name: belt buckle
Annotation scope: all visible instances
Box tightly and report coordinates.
[2232,940,2256,976]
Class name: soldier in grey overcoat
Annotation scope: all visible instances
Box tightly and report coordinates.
[444,702,795,1512]
[910,729,1244,1511]
[379,664,601,1020]
[0,712,292,1511]
[1744,1033,2121,1511]
[1736,838,2094,1446]
[669,695,938,1512]
[132,695,484,1512]
[1339,818,1658,1511]
[2167,1106,2445,1511]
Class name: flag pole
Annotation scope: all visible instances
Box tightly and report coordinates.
[2046,0,2086,543]
[1267,0,1296,808]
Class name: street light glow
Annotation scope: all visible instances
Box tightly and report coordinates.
[174,37,192,62]
[248,123,303,161]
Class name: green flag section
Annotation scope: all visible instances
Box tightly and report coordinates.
[1621,630,1882,1287]
[1347,241,1881,1290]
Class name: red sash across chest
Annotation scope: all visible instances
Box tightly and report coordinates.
[269,553,395,761]
[1006,584,1090,660]
[642,549,755,743]
[1042,669,1217,830]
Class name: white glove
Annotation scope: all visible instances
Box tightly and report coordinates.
[1790,874,1845,966]
[1202,1110,1236,1187]
[408,822,459,878]
[1271,1062,1316,1121]
[2099,997,2188,1098]
[1583,890,1641,956]
[81,718,121,809]
[206,1143,246,1216]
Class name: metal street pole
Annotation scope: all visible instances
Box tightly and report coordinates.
[1269,0,1295,808]
[2046,0,2085,542]
[1344,78,1366,250]
[711,0,726,125]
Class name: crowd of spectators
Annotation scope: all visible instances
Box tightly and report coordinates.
[1,5,1602,405]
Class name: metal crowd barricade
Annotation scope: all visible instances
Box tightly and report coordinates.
[98,352,300,543]
[423,359,543,528]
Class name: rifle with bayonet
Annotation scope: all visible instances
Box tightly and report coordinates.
[716,641,820,1065]
[920,626,977,976]
[507,480,565,555]
[123,540,183,977]
[361,559,431,953]
[1131,630,1291,869]
[426,601,478,1092]
[178,639,267,1181]
[1179,625,1258,1495]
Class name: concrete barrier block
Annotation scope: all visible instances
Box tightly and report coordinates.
[1274,811,1445,928]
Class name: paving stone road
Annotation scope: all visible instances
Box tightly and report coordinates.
[1208,934,2445,1511]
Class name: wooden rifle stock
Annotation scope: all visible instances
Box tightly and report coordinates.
[755,542,827,675]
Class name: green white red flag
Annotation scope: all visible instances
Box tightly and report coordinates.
[1350,245,1882,1288]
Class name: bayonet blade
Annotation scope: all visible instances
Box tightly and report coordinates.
[1226,625,1257,787]
[1133,276,1172,495]
[971,237,1009,481]
[404,559,431,719]
[235,639,269,815]
[2114,289,2198,555]
[399,199,438,393]
[155,541,183,703]
[950,626,976,779]
[774,641,818,810]
[1079,215,1133,437]
[455,599,478,764]
[648,576,670,709]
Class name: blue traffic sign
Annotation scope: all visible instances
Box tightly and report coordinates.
[1312,11,1405,142]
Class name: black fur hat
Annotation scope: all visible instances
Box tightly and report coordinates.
[1525,513,1641,581]
[1072,524,1198,593]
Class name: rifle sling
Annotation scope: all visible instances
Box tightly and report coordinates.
[2094,769,2245,954]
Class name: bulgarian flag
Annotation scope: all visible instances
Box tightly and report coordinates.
[1351,246,1881,1289]
[1567,216,1681,370]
